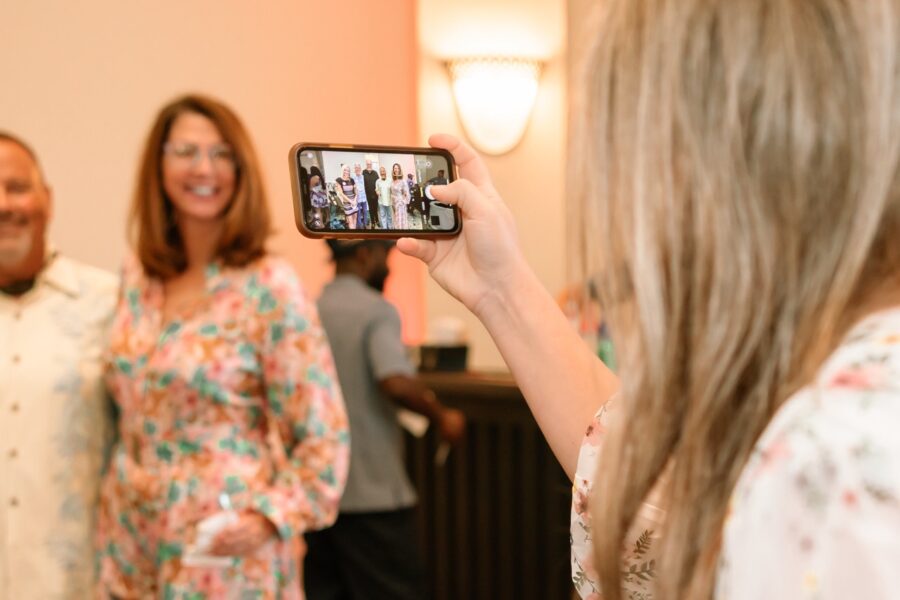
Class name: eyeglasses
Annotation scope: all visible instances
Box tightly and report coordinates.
[163,141,237,171]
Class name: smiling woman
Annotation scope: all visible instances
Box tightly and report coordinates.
[130,95,270,279]
[161,118,237,223]
[95,94,350,599]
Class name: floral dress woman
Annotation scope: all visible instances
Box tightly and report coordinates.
[96,254,349,599]
[390,178,411,230]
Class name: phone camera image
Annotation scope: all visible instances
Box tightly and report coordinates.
[428,202,455,230]
[293,146,459,237]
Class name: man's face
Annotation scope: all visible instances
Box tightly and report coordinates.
[364,244,391,292]
[0,141,50,269]
[365,160,373,170]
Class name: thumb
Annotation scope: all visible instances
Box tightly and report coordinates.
[430,179,490,218]
[396,237,437,264]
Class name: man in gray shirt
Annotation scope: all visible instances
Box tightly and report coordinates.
[305,239,465,600]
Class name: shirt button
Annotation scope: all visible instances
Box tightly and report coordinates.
[9,497,18,508]
[10,403,19,413]
[8,448,17,459]
[11,355,20,364]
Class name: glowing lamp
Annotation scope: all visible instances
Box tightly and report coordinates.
[447,57,542,155]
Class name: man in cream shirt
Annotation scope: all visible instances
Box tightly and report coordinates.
[0,132,117,598]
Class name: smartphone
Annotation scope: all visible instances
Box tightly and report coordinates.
[289,143,461,239]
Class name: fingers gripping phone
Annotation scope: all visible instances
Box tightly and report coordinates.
[289,143,462,239]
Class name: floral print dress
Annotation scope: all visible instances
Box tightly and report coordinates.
[571,307,900,599]
[390,179,410,229]
[96,255,349,599]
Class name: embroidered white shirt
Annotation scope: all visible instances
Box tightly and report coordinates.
[0,253,117,599]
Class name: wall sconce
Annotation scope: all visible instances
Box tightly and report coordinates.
[447,57,542,155]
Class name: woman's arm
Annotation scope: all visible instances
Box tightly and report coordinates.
[397,135,619,477]
[479,268,617,477]
[250,261,350,537]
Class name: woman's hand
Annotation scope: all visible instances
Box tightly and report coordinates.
[396,134,532,318]
[208,511,278,556]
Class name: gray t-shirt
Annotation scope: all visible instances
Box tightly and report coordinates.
[317,274,417,512]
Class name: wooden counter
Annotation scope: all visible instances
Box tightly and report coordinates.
[405,371,573,600]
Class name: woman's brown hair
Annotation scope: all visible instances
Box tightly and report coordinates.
[575,0,900,597]
[130,93,271,278]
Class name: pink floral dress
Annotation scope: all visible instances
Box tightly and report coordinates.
[572,307,900,599]
[96,255,349,599]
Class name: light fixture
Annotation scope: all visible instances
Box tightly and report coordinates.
[447,57,542,155]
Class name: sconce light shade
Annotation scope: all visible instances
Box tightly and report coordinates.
[447,57,542,155]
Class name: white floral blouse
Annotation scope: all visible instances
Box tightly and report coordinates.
[571,307,900,599]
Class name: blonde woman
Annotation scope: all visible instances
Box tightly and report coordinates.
[398,0,900,598]
[390,163,410,229]
[335,165,359,229]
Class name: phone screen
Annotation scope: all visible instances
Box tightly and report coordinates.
[291,144,460,238]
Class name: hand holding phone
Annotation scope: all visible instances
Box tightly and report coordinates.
[289,143,462,239]
[395,134,533,317]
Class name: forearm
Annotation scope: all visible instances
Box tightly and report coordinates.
[476,268,619,478]
[260,387,350,537]
[382,376,444,421]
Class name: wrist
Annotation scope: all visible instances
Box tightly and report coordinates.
[244,509,279,539]
[423,390,445,423]
[473,261,543,332]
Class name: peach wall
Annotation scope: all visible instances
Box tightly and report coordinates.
[0,1,426,343]
[417,0,568,370]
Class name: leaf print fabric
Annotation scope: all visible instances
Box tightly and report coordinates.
[96,255,349,599]
[570,399,664,600]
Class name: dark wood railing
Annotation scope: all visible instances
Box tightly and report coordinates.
[405,372,573,600]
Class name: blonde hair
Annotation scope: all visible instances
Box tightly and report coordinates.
[576,0,900,597]
[130,94,271,279]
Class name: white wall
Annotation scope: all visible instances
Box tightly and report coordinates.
[416,0,568,370]
[0,0,422,320]
[0,0,569,354]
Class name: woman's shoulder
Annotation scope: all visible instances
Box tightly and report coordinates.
[743,307,900,489]
[720,307,900,596]
[244,254,307,298]
[769,306,900,427]
[738,352,900,511]
[118,252,151,288]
